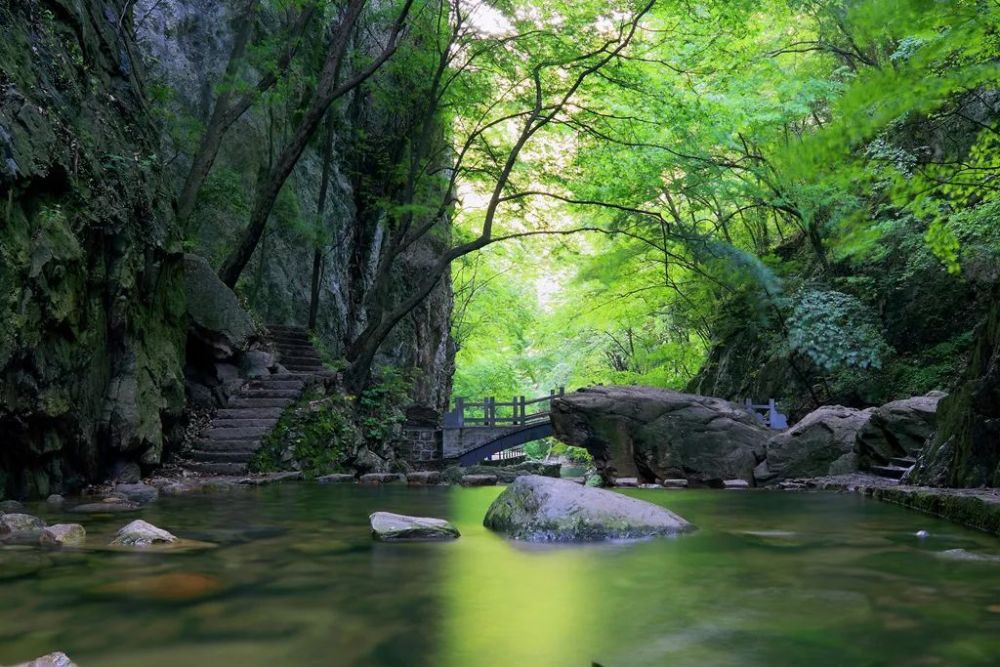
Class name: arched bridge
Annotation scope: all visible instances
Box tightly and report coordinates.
[442,388,564,465]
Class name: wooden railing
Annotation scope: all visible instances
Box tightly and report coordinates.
[444,387,565,428]
[740,398,789,430]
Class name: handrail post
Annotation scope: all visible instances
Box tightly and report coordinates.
[455,396,465,428]
[520,395,525,425]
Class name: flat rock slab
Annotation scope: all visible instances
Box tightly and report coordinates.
[662,479,689,488]
[724,479,750,489]
[407,471,442,484]
[69,501,141,514]
[317,473,356,484]
[359,473,406,484]
[484,475,695,542]
[370,512,460,541]
[460,474,498,486]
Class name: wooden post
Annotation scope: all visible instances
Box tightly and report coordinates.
[488,397,495,426]
[455,397,465,428]
[520,395,525,424]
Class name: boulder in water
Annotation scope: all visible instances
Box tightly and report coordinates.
[11,652,77,667]
[0,513,46,543]
[406,471,442,484]
[370,512,460,541]
[460,474,497,486]
[40,524,86,546]
[111,520,178,547]
[483,475,694,542]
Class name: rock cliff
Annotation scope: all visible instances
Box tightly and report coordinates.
[0,0,187,498]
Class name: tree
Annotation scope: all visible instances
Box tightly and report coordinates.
[339,0,658,393]
[218,0,417,288]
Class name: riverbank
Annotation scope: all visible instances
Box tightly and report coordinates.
[797,474,1000,537]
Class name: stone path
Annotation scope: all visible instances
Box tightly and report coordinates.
[183,325,327,475]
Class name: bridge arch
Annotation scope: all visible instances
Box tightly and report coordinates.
[442,389,564,464]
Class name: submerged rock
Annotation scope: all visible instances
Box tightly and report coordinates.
[406,471,442,484]
[46,494,65,507]
[0,500,25,512]
[460,474,497,486]
[40,524,86,546]
[370,512,460,541]
[0,513,46,543]
[69,501,140,514]
[111,520,178,547]
[12,652,77,667]
[115,483,159,504]
[483,475,694,542]
[317,473,356,484]
[359,473,405,484]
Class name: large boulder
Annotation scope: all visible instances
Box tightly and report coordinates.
[759,405,874,483]
[483,475,694,541]
[183,253,254,359]
[856,392,945,467]
[0,513,46,543]
[551,386,769,485]
[370,512,460,541]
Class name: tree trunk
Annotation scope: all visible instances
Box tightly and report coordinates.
[309,113,336,330]
[217,0,415,288]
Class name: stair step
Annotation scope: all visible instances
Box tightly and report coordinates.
[241,389,302,399]
[211,418,279,429]
[189,449,256,463]
[195,438,261,452]
[228,397,295,409]
[246,380,304,391]
[889,457,916,468]
[215,408,285,419]
[203,427,270,440]
[279,358,322,368]
[283,365,324,373]
[274,342,318,351]
[269,331,312,345]
[184,462,249,475]
[872,465,908,480]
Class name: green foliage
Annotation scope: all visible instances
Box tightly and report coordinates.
[355,366,414,443]
[251,386,355,477]
[788,289,888,372]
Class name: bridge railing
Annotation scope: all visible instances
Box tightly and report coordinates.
[444,387,565,428]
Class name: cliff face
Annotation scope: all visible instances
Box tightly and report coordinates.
[911,289,1000,487]
[135,0,455,411]
[0,0,187,498]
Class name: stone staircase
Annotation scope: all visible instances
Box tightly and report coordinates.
[871,453,919,481]
[183,325,327,475]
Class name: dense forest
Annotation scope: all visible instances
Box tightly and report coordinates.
[1,0,999,495]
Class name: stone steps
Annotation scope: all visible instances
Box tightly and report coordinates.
[211,418,278,429]
[215,408,285,420]
[202,426,270,440]
[241,388,302,399]
[227,397,295,409]
[190,449,256,463]
[872,465,909,480]
[194,438,262,452]
[182,323,325,475]
[889,456,917,468]
[185,461,251,475]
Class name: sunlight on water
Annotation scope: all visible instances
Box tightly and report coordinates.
[1,485,999,666]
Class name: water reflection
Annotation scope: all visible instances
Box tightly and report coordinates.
[0,485,998,666]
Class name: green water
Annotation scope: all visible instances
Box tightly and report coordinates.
[2,485,999,666]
